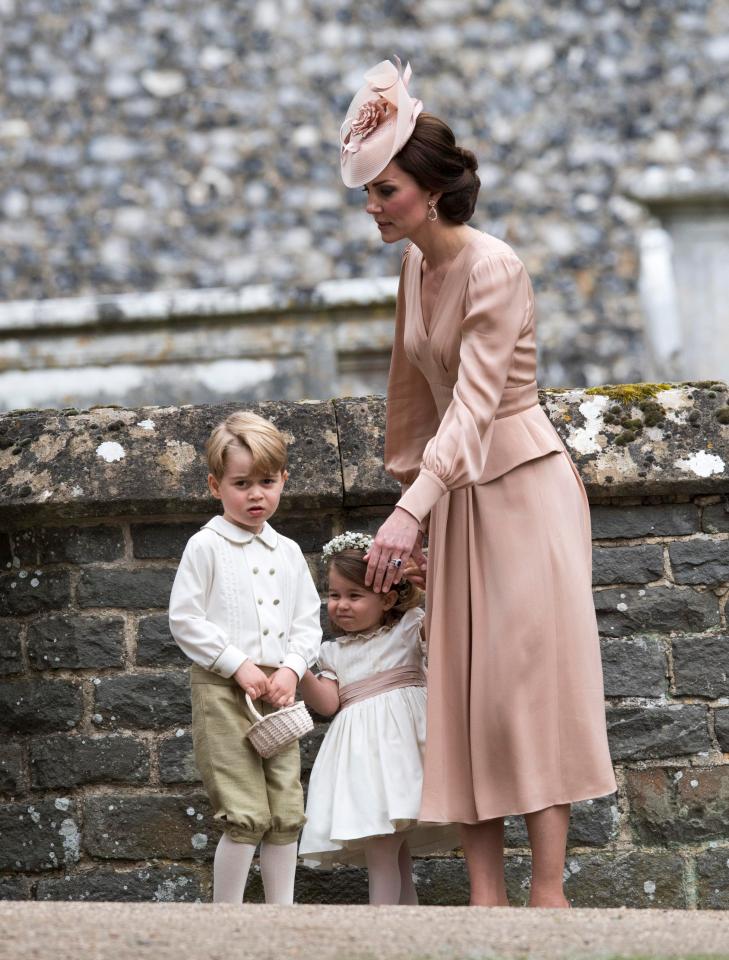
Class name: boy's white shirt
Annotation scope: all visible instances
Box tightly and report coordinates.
[169,515,321,679]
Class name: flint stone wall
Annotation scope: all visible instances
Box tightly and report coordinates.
[0,381,728,907]
[2,1,729,387]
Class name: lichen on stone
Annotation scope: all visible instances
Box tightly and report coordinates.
[584,383,673,406]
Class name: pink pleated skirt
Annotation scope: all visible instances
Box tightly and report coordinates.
[420,450,617,824]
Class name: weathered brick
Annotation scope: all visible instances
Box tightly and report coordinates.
[256,865,368,905]
[504,855,532,907]
[0,877,31,900]
[627,766,729,844]
[159,733,200,784]
[136,614,187,667]
[505,795,618,849]
[36,865,203,902]
[702,501,729,534]
[78,567,176,608]
[411,857,469,906]
[12,525,125,565]
[30,735,149,789]
[607,705,709,761]
[0,619,23,676]
[27,615,124,670]
[673,634,729,697]
[131,522,202,559]
[591,504,700,540]
[0,745,23,795]
[0,799,80,870]
[0,532,11,570]
[696,849,729,909]
[93,672,191,729]
[563,852,688,909]
[300,723,328,777]
[669,539,729,586]
[594,585,719,636]
[592,544,664,585]
[600,636,666,697]
[715,707,729,752]
[83,794,218,859]
[0,680,83,734]
[0,570,71,617]
[274,514,336,554]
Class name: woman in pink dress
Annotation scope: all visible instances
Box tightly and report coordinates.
[340,58,616,907]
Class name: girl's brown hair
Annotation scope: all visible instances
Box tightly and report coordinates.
[394,113,480,224]
[327,549,423,627]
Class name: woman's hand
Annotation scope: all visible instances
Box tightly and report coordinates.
[365,507,422,593]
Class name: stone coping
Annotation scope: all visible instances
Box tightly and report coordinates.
[0,276,400,334]
[0,383,727,523]
[627,169,729,206]
[2,903,729,960]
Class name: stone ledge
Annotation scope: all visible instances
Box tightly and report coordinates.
[0,277,400,335]
[3,903,729,960]
[0,383,727,523]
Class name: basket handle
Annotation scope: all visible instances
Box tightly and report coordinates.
[244,692,266,722]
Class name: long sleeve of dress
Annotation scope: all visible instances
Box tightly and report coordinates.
[397,253,530,524]
[384,253,440,493]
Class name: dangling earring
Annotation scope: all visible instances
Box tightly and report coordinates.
[427,199,438,222]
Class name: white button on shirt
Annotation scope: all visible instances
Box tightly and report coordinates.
[169,516,322,679]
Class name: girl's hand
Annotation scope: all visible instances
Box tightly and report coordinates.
[365,507,421,593]
[402,550,427,590]
[233,660,270,700]
[266,667,298,708]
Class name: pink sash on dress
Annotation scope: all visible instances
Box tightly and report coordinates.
[337,665,426,710]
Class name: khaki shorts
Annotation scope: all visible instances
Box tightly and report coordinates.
[190,664,305,846]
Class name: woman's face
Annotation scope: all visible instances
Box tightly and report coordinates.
[363,161,432,243]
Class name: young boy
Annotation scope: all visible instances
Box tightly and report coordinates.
[169,410,322,904]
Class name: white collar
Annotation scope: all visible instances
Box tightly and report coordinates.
[203,515,278,549]
[337,622,390,645]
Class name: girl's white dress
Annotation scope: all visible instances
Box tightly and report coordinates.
[299,607,458,867]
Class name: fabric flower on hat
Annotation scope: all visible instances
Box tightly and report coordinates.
[350,97,391,139]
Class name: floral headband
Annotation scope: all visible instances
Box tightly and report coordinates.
[321,531,373,561]
[322,531,414,594]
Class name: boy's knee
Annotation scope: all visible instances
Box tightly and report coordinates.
[225,822,271,845]
[261,825,303,845]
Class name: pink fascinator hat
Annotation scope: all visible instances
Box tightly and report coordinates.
[340,56,423,188]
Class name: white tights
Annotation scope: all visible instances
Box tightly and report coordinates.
[213,833,298,904]
[364,834,418,905]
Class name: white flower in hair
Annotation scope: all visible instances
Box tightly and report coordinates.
[321,531,374,561]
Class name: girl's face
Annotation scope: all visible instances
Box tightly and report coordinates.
[363,160,434,244]
[327,564,396,634]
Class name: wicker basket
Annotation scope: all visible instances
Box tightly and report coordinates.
[244,693,314,759]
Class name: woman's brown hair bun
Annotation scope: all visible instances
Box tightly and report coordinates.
[394,113,481,224]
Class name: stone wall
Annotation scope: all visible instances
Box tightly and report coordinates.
[0,280,399,414]
[1,383,728,906]
[2,1,729,386]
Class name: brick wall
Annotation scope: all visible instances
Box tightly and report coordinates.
[1,386,728,906]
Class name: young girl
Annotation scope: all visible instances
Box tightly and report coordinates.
[298,532,456,905]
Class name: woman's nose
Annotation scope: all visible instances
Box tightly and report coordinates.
[366,196,381,215]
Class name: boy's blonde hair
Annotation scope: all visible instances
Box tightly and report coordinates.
[206,411,288,480]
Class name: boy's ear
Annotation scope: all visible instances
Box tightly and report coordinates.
[208,473,221,499]
[281,469,289,485]
[381,590,398,612]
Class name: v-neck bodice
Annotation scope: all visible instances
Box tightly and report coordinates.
[415,239,476,338]
[386,231,565,524]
